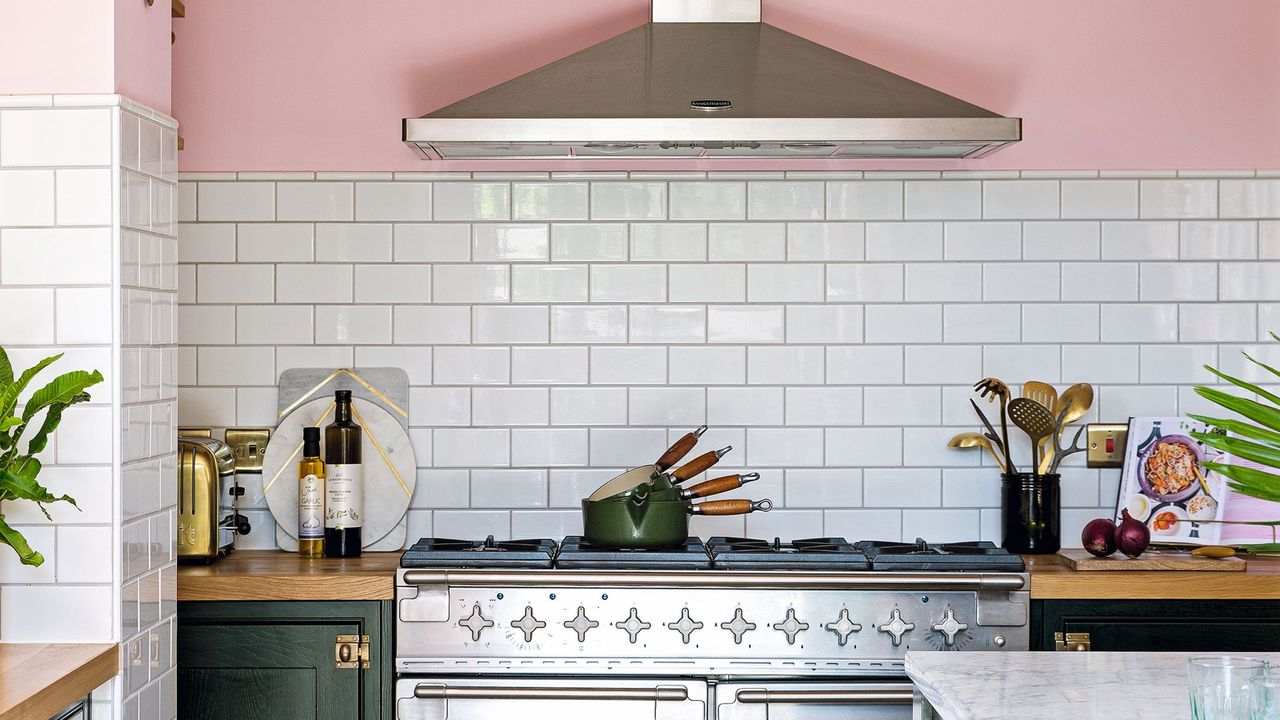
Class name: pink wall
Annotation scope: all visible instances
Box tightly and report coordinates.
[0,1,115,95]
[115,0,173,114]
[0,0,171,113]
[173,0,1280,171]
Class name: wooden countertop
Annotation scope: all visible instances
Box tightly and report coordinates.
[1026,552,1280,599]
[0,643,118,720]
[178,551,401,601]
[178,550,1280,602]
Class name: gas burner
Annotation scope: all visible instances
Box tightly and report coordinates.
[855,538,1025,572]
[401,535,557,568]
[555,536,712,569]
[706,537,871,570]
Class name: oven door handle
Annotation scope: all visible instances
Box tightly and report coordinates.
[414,685,690,701]
[734,686,914,705]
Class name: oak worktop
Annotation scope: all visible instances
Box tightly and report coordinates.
[0,643,118,720]
[176,550,1280,602]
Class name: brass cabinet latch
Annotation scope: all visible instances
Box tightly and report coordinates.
[336,634,371,669]
[1054,632,1091,652]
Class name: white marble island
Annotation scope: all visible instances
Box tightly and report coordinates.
[907,652,1280,720]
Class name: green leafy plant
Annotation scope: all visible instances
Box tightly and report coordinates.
[0,348,103,566]
[1189,333,1280,552]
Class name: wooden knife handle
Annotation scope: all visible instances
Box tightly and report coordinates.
[682,475,745,499]
[655,425,705,471]
[691,499,753,516]
[671,446,730,482]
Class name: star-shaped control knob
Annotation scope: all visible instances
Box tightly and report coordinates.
[563,606,600,643]
[930,607,970,647]
[772,608,809,645]
[719,608,757,644]
[667,607,704,644]
[614,607,651,643]
[511,606,546,643]
[824,608,862,647]
[877,608,915,647]
[459,604,494,641]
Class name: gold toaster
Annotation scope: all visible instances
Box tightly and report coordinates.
[177,436,241,563]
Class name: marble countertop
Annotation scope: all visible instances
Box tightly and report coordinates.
[906,651,1280,720]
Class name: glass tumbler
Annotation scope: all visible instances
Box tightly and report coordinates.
[1254,670,1280,720]
[1187,656,1268,720]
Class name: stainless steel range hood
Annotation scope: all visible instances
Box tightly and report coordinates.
[403,0,1021,160]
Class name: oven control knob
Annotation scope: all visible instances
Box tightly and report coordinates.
[563,606,600,643]
[459,604,494,642]
[930,608,970,647]
[511,606,547,643]
[772,608,809,645]
[667,608,704,644]
[824,608,863,647]
[877,609,915,647]
[719,608,757,644]
[615,607,652,643]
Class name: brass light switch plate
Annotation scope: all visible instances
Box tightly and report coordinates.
[225,428,271,473]
[178,427,211,438]
[1086,423,1128,468]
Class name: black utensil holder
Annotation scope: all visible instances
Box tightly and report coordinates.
[1001,472,1061,554]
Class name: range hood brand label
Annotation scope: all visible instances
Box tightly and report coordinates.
[691,99,732,111]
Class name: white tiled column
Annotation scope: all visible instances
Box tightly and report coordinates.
[0,95,177,720]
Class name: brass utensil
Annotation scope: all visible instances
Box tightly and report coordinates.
[973,378,1016,474]
[1039,383,1095,473]
[1022,380,1058,411]
[1007,398,1056,472]
[1193,465,1214,501]
[968,399,1011,470]
[1046,400,1088,474]
[947,432,1007,472]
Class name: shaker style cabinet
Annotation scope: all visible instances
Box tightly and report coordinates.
[177,601,392,720]
[1033,599,1280,652]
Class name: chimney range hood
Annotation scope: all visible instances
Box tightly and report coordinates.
[403,0,1021,160]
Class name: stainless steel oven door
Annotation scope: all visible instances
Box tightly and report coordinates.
[396,677,707,720]
[716,681,914,720]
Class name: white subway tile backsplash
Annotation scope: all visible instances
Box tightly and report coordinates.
[1,228,112,285]
[277,182,353,221]
[826,181,902,220]
[0,108,111,166]
[56,168,112,225]
[433,182,510,221]
[355,182,432,221]
[670,181,746,220]
[171,172,1280,545]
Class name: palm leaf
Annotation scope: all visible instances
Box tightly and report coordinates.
[1202,462,1280,503]
[0,515,43,566]
[21,370,100,422]
[0,347,11,387]
[1187,414,1280,448]
[1194,387,1280,433]
[1201,364,1280,406]
[1242,351,1280,384]
[1191,433,1280,468]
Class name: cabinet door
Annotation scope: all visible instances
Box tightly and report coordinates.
[178,601,390,720]
[1034,599,1280,652]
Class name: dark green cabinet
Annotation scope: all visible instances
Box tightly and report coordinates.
[178,601,392,720]
[1033,599,1280,652]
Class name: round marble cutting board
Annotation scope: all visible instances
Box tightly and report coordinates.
[262,397,416,550]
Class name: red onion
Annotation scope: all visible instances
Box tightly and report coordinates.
[1115,509,1151,558]
[1081,518,1118,557]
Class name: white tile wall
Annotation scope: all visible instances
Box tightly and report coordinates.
[0,97,178,720]
[176,171,1280,549]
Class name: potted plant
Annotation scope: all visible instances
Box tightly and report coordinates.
[0,348,103,566]
[1190,334,1280,552]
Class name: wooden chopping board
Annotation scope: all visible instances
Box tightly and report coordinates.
[1060,548,1247,571]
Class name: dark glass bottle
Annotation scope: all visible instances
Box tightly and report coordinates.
[1000,472,1061,554]
[324,390,363,557]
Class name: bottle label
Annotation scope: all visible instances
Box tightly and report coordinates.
[326,464,364,530]
[299,474,324,540]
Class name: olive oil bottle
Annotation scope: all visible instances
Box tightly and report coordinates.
[324,390,363,557]
[297,426,325,558]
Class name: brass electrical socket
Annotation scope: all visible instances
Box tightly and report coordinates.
[178,427,211,438]
[225,428,271,473]
[1086,423,1128,468]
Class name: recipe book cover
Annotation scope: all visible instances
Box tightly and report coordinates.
[1113,417,1279,546]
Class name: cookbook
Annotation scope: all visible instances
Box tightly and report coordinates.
[1113,417,1279,546]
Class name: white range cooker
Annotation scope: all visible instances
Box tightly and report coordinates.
[393,536,1030,720]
